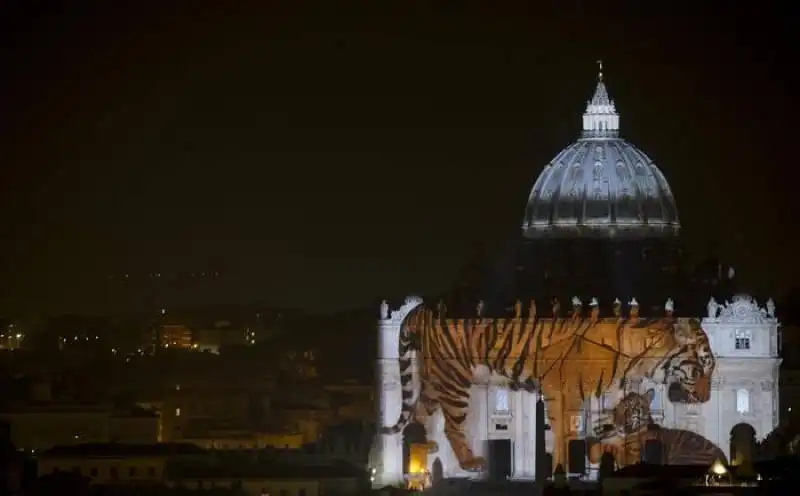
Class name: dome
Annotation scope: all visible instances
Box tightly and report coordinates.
[522,69,680,239]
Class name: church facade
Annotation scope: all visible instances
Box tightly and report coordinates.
[372,294,780,485]
[369,69,780,486]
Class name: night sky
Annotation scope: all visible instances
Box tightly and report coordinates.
[0,2,796,315]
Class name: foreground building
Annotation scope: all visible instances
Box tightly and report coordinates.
[370,69,781,487]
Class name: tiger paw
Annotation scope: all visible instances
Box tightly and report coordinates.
[459,456,486,472]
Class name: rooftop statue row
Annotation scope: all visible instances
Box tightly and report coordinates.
[379,296,678,321]
[706,295,777,323]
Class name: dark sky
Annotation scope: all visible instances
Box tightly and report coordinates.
[0,1,796,315]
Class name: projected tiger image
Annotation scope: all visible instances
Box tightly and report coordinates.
[380,298,717,472]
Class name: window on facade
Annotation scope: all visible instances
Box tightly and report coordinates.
[148,467,155,477]
[90,468,98,477]
[570,414,584,434]
[736,388,750,414]
[299,489,307,496]
[600,392,614,411]
[649,388,662,411]
[110,467,118,479]
[649,388,664,421]
[129,467,137,477]
[495,389,510,413]
[735,330,751,350]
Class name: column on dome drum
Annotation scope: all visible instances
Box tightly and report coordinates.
[568,439,587,475]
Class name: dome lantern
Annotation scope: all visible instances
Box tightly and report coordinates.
[582,60,619,139]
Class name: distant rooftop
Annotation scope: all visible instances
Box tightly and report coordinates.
[40,443,207,458]
[168,458,365,480]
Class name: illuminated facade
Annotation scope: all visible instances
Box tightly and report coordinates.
[158,324,193,349]
[370,69,780,486]
[371,295,779,485]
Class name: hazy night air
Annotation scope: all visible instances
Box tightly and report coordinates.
[0,3,796,316]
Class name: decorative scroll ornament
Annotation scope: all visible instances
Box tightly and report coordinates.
[390,295,424,323]
[405,295,423,307]
[715,294,774,324]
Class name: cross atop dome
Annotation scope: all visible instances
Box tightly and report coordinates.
[582,61,619,138]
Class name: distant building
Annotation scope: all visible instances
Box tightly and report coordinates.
[36,443,206,485]
[37,442,367,495]
[1,403,159,451]
[0,320,24,350]
[158,324,193,350]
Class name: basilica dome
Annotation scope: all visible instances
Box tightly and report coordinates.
[522,72,680,239]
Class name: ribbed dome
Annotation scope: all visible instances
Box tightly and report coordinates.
[522,71,680,239]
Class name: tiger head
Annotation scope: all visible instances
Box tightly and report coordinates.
[612,389,655,434]
[594,388,655,440]
[635,318,715,403]
[672,318,715,402]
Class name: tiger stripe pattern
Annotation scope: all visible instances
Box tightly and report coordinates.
[380,300,716,473]
[592,389,727,466]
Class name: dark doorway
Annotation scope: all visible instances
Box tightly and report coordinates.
[432,458,443,485]
[487,439,512,480]
[730,423,756,466]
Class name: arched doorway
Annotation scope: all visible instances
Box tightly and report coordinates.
[432,457,444,485]
[402,422,428,474]
[730,423,756,466]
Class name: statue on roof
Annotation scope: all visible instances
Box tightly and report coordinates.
[665,298,674,315]
[380,300,389,320]
[766,298,776,318]
[707,297,719,319]
[476,300,485,318]
[629,298,639,320]
[437,300,447,320]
